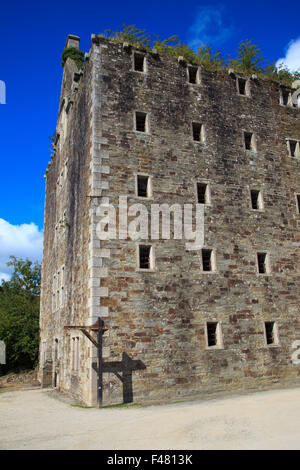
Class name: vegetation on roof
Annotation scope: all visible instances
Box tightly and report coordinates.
[97,25,300,87]
[61,46,84,70]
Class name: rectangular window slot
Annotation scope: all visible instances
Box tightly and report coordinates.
[134,53,145,72]
[76,337,79,370]
[251,190,259,209]
[244,132,255,151]
[139,245,152,269]
[135,112,147,132]
[251,189,263,210]
[72,337,75,369]
[281,89,290,106]
[257,252,268,274]
[188,66,198,84]
[54,339,59,361]
[207,322,218,347]
[192,122,202,142]
[238,77,247,95]
[289,140,298,157]
[265,321,277,345]
[197,183,208,204]
[296,194,300,213]
[290,140,297,156]
[72,337,80,371]
[137,175,150,197]
[202,249,213,271]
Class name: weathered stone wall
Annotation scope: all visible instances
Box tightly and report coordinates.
[91,38,300,404]
[39,37,94,404]
[40,35,300,406]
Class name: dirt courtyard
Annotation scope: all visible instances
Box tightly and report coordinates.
[1,386,300,450]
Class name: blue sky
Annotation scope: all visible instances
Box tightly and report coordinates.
[0,0,299,279]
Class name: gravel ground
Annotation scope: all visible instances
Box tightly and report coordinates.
[1,387,300,449]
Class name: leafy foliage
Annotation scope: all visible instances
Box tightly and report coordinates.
[103,24,151,50]
[49,131,57,157]
[0,257,41,375]
[264,63,300,87]
[97,25,300,86]
[196,44,225,71]
[228,40,266,74]
[152,34,181,56]
[152,35,195,63]
[61,46,84,69]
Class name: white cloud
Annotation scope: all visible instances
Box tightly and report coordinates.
[0,219,43,280]
[276,37,300,72]
[187,5,233,48]
[0,272,10,282]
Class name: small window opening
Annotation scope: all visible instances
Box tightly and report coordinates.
[289,140,298,157]
[281,89,290,106]
[251,189,263,210]
[192,122,202,142]
[197,183,208,204]
[135,112,147,132]
[238,78,247,95]
[251,190,259,209]
[265,321,277,345]
[137,175,150,197]
[54,339,59,361]
[202,249,213,271]
[76,337,79,370]
[72,336,80,371]
[139,245,152,269]
[244,132,255,151]
[134,53,145,72]
[72,337,75,369]
[296,194,300,213]
[188,66,198,84]
[207,322,218,347]
[257,252,268,274]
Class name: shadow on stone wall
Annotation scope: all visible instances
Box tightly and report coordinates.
[102,352,146,403]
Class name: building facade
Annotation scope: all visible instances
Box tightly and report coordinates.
[39,34,300,406]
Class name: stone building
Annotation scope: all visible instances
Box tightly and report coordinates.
[39,34,300,406]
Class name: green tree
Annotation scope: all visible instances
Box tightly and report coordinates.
[228,40,266,74]
[197,44,225,71]
[0,257,41,375]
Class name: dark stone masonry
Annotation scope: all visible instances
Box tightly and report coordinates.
[39,34,300,406]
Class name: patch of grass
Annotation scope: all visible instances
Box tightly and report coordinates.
[102,402,142,409]
[69,401,143,409]
[70,403,94,409]
[0,385,24,393]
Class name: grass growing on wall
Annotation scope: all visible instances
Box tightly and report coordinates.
[97,24,300,87]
